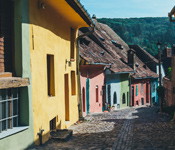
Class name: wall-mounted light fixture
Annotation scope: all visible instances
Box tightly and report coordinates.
[65,59,75,67]
[38,0,46,9]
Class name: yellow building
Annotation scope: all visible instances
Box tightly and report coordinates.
[29,0,94,145]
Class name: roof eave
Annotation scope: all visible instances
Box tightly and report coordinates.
[65,0,95,26]
[132,76,157,80]
[168,6,175,22]
[113,71,135,75]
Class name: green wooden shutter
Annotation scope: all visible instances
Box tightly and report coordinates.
[136,85,138,96]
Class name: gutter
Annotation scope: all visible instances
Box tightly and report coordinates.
[113,71,135,75]
[133,76,154,80]
[76,24,95,119]
[88,62,111,66]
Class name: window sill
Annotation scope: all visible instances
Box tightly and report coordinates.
[0,77,30,89]
[48,96,55,99]
[0,126,29,140]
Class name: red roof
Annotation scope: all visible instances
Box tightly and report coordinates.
[79,19,158,78]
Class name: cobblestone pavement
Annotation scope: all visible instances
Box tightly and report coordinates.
[132,107,175,150]
[30,106,175,150]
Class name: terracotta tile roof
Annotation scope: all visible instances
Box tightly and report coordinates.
[79,19,158,78]
[129,45,158,73]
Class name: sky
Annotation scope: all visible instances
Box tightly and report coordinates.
[80,0,175,18]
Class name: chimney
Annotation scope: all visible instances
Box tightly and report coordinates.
[167,47,172,57]
[163,47,172,57]
[0,36,4,72]
[127,49,136,70]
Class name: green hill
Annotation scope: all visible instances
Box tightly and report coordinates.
[98,17,175,56]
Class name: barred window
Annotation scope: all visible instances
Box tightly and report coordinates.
[0,88,18,133]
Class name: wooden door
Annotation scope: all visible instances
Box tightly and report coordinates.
[65,74,69,121]
[86,78,90,114]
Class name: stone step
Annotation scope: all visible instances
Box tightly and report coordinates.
[50,129,73,142]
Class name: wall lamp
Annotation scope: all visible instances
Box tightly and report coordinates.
[65,59,75,67]
[38,0,46,9]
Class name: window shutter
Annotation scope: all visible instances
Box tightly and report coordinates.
[136,85,138,96]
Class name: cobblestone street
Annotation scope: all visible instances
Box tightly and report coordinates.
[31,106,175,150]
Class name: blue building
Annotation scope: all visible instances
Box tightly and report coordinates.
[151,78,159,104]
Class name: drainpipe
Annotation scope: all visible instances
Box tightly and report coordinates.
[76,24,95,119]
[37,129,44,145]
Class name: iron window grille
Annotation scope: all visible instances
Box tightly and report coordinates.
[0,88,18,133]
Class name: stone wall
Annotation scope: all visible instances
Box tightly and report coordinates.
[163,77,172,106]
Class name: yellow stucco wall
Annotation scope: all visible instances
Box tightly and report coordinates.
[29,0,89,145]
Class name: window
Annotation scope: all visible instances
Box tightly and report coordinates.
[107,85,111,105]
[141,98,144,105]
[50,117,56,132]
[127,92,129,106]
[47,54,55,97]
[71,71,76,95]
[0,88,18,133]
[0,0,14,73]
[70,28,76,59]
[113,92,117,104]
[122,93,126,104]
[136,85,138,96]
[141,83,143,94]
[173,87,175,94]
[152,97,155,103]
[82,88,85,112]
[96,85,99,102]
[153,84,156,92]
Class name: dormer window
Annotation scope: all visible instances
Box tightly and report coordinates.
[111,40,117,44]
[135,62,139,68]
[100,52,104,56]
[99,36,105,41]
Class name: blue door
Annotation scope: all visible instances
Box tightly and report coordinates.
[86,78,90,114]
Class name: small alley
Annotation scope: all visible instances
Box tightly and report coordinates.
[31,106,175,150]
[1,0,175,149]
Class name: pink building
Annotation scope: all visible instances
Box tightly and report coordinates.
[131,79,151,106]
[127,48,159,106]
[80,65,105,117]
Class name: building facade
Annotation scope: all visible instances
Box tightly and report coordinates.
[151,78,159,104]
[131,78,151,106]
[29,0,94,145]
[105,71,130,109]
[0,0,34,149]
[80,65,105,116]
